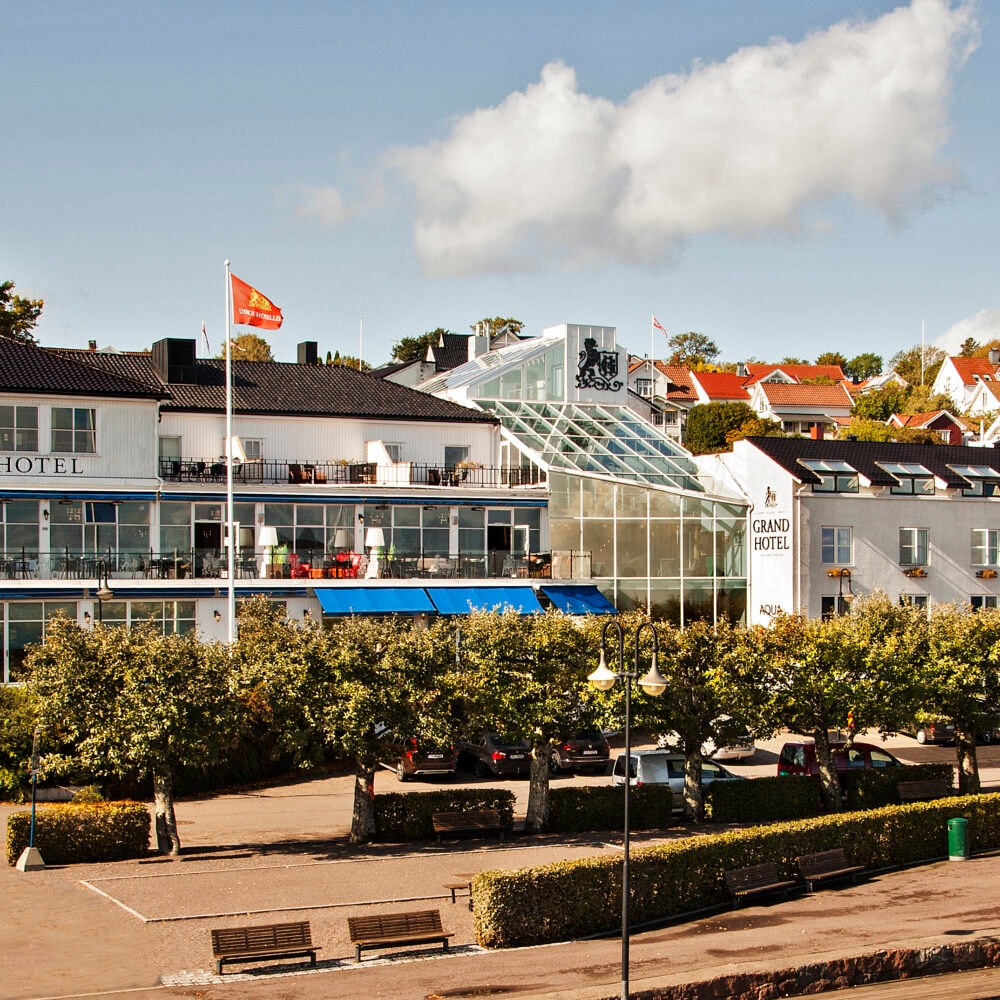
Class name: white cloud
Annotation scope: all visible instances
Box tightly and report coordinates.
[389,0,979,276]
[282,184,356,230]
[935,307,1000,353]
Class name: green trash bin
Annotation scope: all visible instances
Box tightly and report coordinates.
[948,817,969,861]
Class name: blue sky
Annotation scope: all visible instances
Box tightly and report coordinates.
[3,1,997,368]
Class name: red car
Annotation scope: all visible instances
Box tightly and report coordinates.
[777,740,901,777]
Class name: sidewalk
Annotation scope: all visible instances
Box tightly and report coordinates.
[3,771,1000,1000]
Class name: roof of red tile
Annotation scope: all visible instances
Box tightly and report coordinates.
[743,363,846,384]
[947,356,1000,385]
[690,371,750,400]
[755,382,853,407]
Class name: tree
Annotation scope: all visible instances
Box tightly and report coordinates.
[684,402,757,455]
[838,418,894,442]
[903,385,956,415]
[0,281,44,344]
[890,344,946,387]
[781,356,807,365]
[471,317,524,340]
[844,353,884,381]
[219,333,273,361]
[959,338,980,358]
[815,352,847,368]
[725,417,785,444]
[667,332,719,367]
[392,330,444,363]
[27,618,236,854]
[328,350,372,372]
[851,385,908,422]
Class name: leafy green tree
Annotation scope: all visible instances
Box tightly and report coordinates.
[890,344,946,387]
[27,618,236,853]
[391,329,447,363]
[903,385,956,415]
[959,338,980,358]
[781,356,807,365]
[838,418,894,442]
[684,402,757,454]
[844,353,884,380]
[921,605,1000,793]
[328,350,372,372]
[0,281,44,344]
[667,332,719,367]
[471,317,524,340]
[220,333,273,361]
[725,417,785,445]
[851,385,908,422]
[815,351,847,368]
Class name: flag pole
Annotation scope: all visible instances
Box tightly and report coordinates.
[224,260,236,644]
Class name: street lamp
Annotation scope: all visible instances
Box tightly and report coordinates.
[826,567,854,615]
[587,619,667,1000]
[95,559,113,623]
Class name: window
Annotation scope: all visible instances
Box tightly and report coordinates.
[878,462,935,496]
[899,594,929,609]
[383,443,402,462]
[51,407,96,453]
[899,527,929,567]
[821,595,850,620]
[158,436,181,460]
[971,529,1000,567]
[242,438,264,460]
[444,446,470,470]
[5,601,77,682]
[950,464,1000,497]
[798,458,858,493]
[972,595,999,610]
[0,406,38,452]
[821,527,852,564]
[98,600,196,635]
[635,378,652,397]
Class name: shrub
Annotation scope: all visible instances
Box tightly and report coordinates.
[472,793,1000,949]
[374,788,516,841]
[847,763,952,810]
[6,801,150,865]
[0,767,28,804]
[548,784,675,833]
[706,774,822,822]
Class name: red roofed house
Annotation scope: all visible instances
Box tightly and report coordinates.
[887,411,965,445]
[743,363,847,385]
[748,381,854,438]
[931,352,1000,411]
[689,370,751,404]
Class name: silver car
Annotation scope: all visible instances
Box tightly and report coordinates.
[611,749,743,810]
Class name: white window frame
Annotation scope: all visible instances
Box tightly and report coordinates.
[899,527,929,567]
[971,528,1000,567]
[51,406,96,454]
[821,526,852,565]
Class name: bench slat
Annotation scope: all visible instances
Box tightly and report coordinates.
[432,809,504,843]
[348,908,453,962]
[898,778,952,802]
[210,920,318,974]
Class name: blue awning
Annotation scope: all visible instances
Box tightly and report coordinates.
[315,587,435,615]
[541,584,617,615]
[426,586,543,615]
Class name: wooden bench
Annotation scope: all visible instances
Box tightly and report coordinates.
[724,862,799,908]
[210,920,319,974]
[898,777,952,802]
[796,849,865,893]
[432,808,504,843]
[347,909,453,962]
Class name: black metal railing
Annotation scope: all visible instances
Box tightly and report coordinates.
[158,458,546,489]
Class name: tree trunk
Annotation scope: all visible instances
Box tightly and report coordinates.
[524,741,551,834]
[153,770,181,854]
[813,729,842,812]
[684,753,704,821]
[955,732,980,794]
[350,768,376,844]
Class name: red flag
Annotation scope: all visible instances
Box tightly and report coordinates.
[231,273,283,329]
[652,315,667,337]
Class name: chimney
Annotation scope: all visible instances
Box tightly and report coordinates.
[151,339,197,384]
[810,424,823,440]
[736,362,747,377]
[468,334,490,362]
[88,340,97,352]
[990,348,1000,366]
[297,341,318,365]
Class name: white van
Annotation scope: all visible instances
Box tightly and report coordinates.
[611,749,743,810]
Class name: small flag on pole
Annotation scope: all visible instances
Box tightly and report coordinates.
[230,273,283,330]
[652,315,667,337]
[201,321,210,355]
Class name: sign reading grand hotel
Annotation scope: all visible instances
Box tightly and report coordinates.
[752,486,790,552]
[0,456,84,475]
[576,338,623,392]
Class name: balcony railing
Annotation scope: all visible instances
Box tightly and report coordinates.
[0,547,589,582]
[158,459,546,489]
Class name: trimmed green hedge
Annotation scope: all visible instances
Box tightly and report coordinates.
[6,801,150,865]
[547,784,676,833]
[472,793,1000,948]
[847,763,953,809]
[374,788,516,841]
[706,774,822,822]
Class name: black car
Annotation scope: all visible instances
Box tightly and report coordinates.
[548,729,611,774]
[458,733,532,778]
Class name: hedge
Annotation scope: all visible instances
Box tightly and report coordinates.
[374,787,516,841]
[472,792,1000,948]
[6,801,150,865]
[547,784,676,833]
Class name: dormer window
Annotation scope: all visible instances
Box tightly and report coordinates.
[878,462,935,496]
[950,464,1000,497]
[799,458,858,494]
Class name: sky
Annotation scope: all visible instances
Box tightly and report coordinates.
[3,0,998,369]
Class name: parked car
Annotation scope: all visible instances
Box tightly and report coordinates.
[777,740,902,778]
[380,736,457,782]
[656,716,756,762]
[458,733,532,778]
[548,729,611,774]
[911,720,956,745]
[611,749,744,811]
